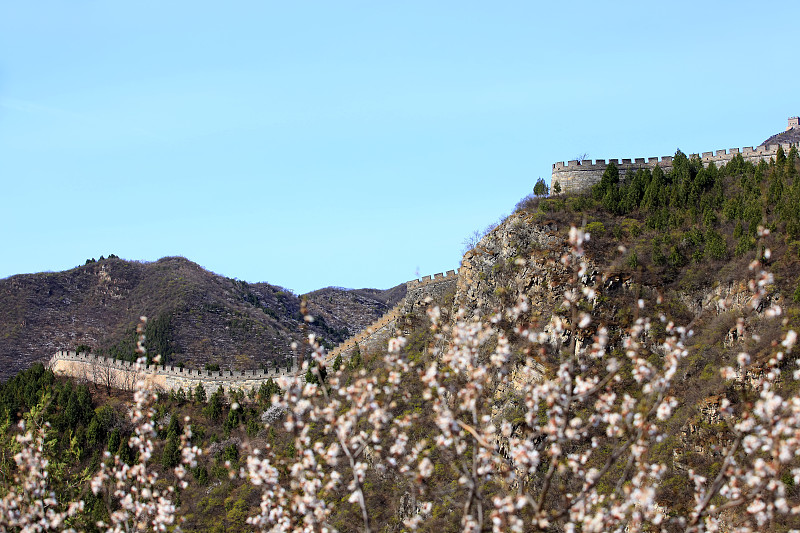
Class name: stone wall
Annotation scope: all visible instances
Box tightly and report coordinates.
[403,270,459,316]
[324,301,405,362]
[49,270,462,393]
[326,269,460,362]
[552,141,798,194]
[48,351,296,396]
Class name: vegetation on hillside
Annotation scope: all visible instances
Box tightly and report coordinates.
[0,256,398,379]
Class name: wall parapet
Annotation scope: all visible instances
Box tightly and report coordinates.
[406,269,459,288]
[325,301,405,362]
[552,141,798,194]
[324,268,460,362]
[48,350,296,380]
[47,350,298,397]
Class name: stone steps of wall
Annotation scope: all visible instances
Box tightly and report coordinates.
[324,269,459,363]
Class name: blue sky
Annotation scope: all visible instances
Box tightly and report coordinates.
[1,1,798,293]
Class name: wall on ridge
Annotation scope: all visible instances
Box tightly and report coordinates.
[48,351,296,396]
[552,142,799,194]
[49,270,462,391]
[403,270,459,316]
[325,269,460,363]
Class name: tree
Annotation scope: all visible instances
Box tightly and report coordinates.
[592,161,619,201]
[533,177,549,197]
[552,180,562,195]
[93,357,119,393]
[348,342,362,370]
[194,382,207,403]
[161,422,181,468]
[203,387,224,420]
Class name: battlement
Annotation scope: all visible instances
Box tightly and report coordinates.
[49,350,295,380]
[48,350,298,397]
[406,269,459,288]
[325,300,405,362]
[325,268,461,362]
[789,117,800,130]
[552,140,798,194]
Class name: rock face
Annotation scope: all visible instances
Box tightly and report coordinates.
[454,213,565,318]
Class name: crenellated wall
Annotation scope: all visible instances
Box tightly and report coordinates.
[406,269,459,288]
[326,269,460,362]
[324,301,405,362]
[403,269,459,316]
[49,270,462,393]
[48,350,297,396]
[552,142,798,194]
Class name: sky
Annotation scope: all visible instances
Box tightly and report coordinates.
[1,1,798,294]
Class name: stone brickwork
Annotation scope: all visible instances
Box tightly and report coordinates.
[325,301,405,362]
[403,270,459,316]
[48,350,296,396]
[552,120,800,194]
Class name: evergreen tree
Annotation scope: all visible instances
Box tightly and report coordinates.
[642,165,665,213]
[194,383,207,403]
[204,388,224,420]
[533,178,549,197]
[348,343,362,370]
[776,145,786,169]
[162,417,181,468]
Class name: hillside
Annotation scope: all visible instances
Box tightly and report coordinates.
[304,284,406,338]
[0,256,400,381]
[760,122,800,147]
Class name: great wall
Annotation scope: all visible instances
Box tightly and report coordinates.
[47,351,297,396]
[47,119,800,395]
[47,269,460,397]
[552,117,800,194]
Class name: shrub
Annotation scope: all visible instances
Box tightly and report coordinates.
[585,221,605,238]
[705,230,728,260]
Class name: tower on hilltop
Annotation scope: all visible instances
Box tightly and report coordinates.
[788,117,799,131]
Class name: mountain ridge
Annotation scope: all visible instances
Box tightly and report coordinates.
[0,255,403,381]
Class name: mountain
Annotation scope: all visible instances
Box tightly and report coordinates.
[0,255,401,381]
[759,118,800,146]
[304,284,406,337]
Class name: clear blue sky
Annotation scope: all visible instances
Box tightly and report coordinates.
[1,1,798,293]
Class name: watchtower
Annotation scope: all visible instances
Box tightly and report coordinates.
[788,117,800,130]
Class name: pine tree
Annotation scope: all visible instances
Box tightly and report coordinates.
[162,423,181,468]
[533,178,549,197]
[348,343,362,370]
[194,383,207,403]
